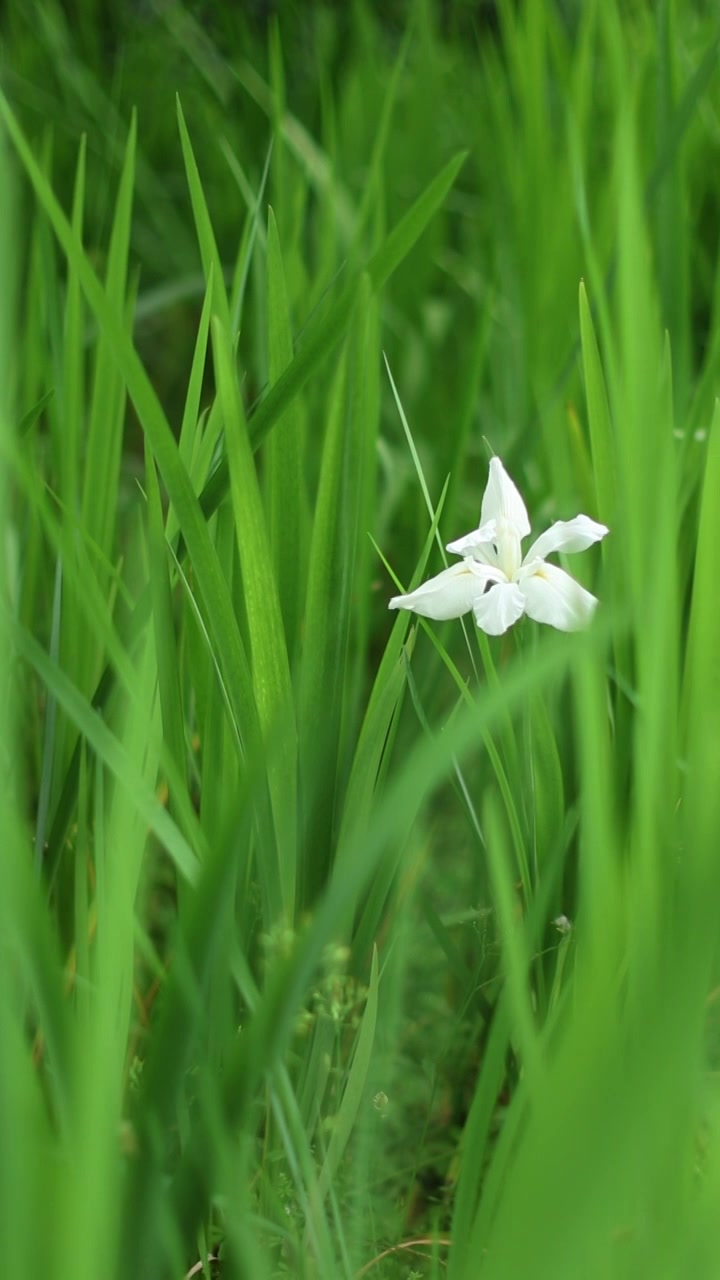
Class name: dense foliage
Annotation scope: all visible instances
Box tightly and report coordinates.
[2,2,720,1277]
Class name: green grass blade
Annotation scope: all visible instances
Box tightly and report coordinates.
[682,401,720,895]
[60,134,85,516]
[198,149,468,515]
[144,441,190,839]
[212,314,298,921]
[578,281,616,525]
[265,205,306,659]
[82,109,136,575]
[8,614,199,885]
[297,279,372,904]
[176,96,231,330]
[0,95,277,841]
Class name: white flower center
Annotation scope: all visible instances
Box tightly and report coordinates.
[492,516,522,581]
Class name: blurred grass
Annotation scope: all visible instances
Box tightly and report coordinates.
[2,1,720,1277]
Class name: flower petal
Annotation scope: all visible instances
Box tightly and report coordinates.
[446,519,498,563]
[480,458,531,538]
[523,514,609,565]
[473,582,526,635]
[388,559,499,621]
[518,562,598,631]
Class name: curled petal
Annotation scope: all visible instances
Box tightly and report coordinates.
[389,559,501,621]
[518,562,598,631]
[473,582,526,635]
[446,519,498,564]
[480,458,531,539]
[523,514,609,565]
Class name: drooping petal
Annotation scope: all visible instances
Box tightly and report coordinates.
[446,519,499,564]
[473,582,526,635]
[388,559,501,621]
[518,561,598,631]
[480,458,531,538]
[523,514,609,565]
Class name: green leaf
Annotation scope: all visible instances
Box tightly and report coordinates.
[528,690,564,887]
[683,401,720,877]
[60,134,86,516]
[212,315,298,922]
[176,96,231,329]
[144,442,190,840]
[82,111,136,571]
[7,613,200,885]
[578,280,615,525]
[17,387,54,436]
[265,205,306,658]
[335,633,413,879]
[366,149,467,291]
[297,279,372,905]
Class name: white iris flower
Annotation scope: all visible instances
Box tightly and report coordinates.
[389,458,608,636]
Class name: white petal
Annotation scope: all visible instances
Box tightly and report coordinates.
[446,519,498,563]
[388,559,500,621]
[518,562,598,631]
[480,458,531,538]
[473,582,526,635]
[523,514,609,564]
